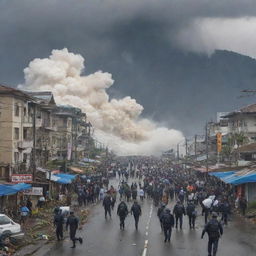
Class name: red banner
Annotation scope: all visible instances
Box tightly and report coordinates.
[11,174,33,183]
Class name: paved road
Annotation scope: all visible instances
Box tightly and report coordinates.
[48,178,256,256]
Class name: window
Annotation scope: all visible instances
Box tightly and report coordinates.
[36,110,41,119]
[24,107,27,117]
[15,104,19,117]
[0,216,11,225]
[14,128,19,140]
[23,153,27,163]
[14,152,19,163]
[23,128,30,140]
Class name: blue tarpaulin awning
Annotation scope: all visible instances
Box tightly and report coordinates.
[51,173,76,184]
[227,173,256,185]
[0,183,32,196]
[209,171,236,178]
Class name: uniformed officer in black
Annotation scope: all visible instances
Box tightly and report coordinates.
[54,208,64,241]
[130,201,142,230]
[66,211,83,248]
[160,208,175,243]
[201,212,223,256]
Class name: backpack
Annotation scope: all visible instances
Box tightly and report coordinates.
[132,204,141,216]
[119,204,127,216]
[207,220,220,238]
[192,210,197,217]
[162,213,173,227]
[175,205,184,215]
[187,204,195,215]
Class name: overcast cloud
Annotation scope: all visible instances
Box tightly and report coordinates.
[1,0,256,137]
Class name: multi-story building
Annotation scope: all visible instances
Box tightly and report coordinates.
[52,105,92,162]
[0,84,93,180]
[0,85,35,178]
[223,104,256,142]
[27,91,57,167]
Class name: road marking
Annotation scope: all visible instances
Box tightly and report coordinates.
[142,240,149,256]
[142,204,153,256]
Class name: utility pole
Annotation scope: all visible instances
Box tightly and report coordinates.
[185,138,188,156]
[32,103,36,181]
[205,122,209,173]
[194,135,197,158]
[177,143,180,163]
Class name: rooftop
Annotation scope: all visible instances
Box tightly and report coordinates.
[223,103,256,118]
[237,143,256,153]
[0,84,34,101]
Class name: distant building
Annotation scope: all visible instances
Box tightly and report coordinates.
[223,104,256,142]
[0,85,34,178]
[0,84,93,181]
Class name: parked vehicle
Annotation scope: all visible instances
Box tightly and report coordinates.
[0,214,23,239]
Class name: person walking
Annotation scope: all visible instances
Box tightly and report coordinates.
[239,197,247,216]
[132,188,137,201]
[117,201,128,230]
[66,211,83,248]
[20,205,30,225]
[157,203,166,231]
[131,201,141,230]
[54,208,64,241]
[103,192,112,219]
[186,200,197,229]
[201,212,223,256]
[173,200,186,229]
[160,208,175,243]
[220,200,231,225]
[139,188,144,201]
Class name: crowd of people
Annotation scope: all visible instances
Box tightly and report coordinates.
[50,157,249,256]
[98,157,246,256]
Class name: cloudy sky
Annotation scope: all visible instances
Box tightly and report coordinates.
[1,0,256,137]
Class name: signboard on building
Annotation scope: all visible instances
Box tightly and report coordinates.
[216,132,222,153]
[24,187,43,196]
[11,174,33,183]
[67,143,72,161]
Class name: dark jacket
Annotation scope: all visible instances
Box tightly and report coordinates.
[157,206,165,219]
[103,195,112,208]
[202,219,223,239]
[117,202,128,217]
[131,203,141,217]
[186,203,196,216]
[173,203,185,216]
[160,211,175,228]
[66,215,79,239]
[54,213,64,228]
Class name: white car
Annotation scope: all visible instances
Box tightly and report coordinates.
[0,214,22,238]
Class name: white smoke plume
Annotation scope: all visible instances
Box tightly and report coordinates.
[20,48,184,155]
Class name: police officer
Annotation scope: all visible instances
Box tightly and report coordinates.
[117,201,128,230]
[131,201,141,230]
[103,192,112,219]
[54,208,64,241]
[220,200,231,225]
[157,203,166,231]
[186,200,196,229]
[173,200,186,229]
[201,212,223,256]
[66,211,83,248]
[160,208,174,243]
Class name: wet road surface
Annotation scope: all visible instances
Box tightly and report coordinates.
[48,179,256,256]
